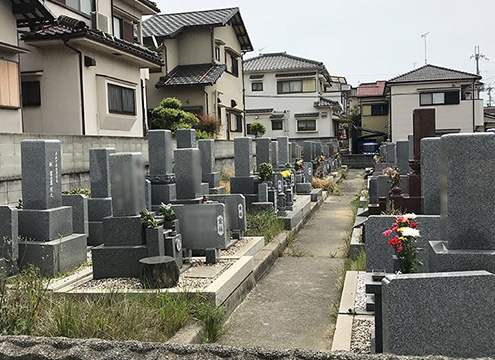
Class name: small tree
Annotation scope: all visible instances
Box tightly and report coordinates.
[150,97,199,135]
[258,162,273,182]
[249,122,266,137]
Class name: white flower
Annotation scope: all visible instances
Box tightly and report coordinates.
[401,227,420,238]
[402,213,417,220]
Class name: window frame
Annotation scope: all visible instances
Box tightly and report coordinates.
[277,80,303,94]
[107,83,136,116]
[251,82,263,92]
[297,119,317,132]
[371,103,388,116]
[0,59,20,109]
[271,120,283,130]
[228,112,243,133]
[215,46,221,61]
[49,0,94,16]
[21,81,41,107]
[419,90,460,106]
[225,52,239,77]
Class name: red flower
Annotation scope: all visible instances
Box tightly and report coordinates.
[396,246,403,252]
[411,222,417,229]
[388,237,401,246]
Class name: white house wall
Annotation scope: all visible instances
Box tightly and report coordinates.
[390,82,484,141]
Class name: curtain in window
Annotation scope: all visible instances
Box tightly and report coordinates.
[108,85,122,113]
[122,88,135,114]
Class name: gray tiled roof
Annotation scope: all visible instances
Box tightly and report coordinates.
[156,64,226,87]
[143,8,253,52]
[388,64,481,84]
[244,53,325,72]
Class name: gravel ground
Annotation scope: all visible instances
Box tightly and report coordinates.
[350,317,373,354]
[76,259,236,292]
[220,238,252,257]
[354,272,367,312]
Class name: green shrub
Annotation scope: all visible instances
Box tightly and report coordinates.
[140,210,157,229]
[62,188,91,196]
[246,210,285,244]
[258,162,273,182]
[160,97,182,109]
[249,121,266,137]
[158,203,176,221]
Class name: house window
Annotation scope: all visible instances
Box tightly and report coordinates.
[420,91,460,106]
[0,60,20,108]
[225,52,239,77]
[229,112,243,132]
[277,80,303,94]
[251,82,263,91]
[371,104,388,116]
[215,46,221,61]
[108,83,136,115]
[297,120,316,131]
[21,81,41,107]
[271,120,283,130]
[113,17,134,42]
[55,0,94,15]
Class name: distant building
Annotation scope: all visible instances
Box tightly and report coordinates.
[18,0,162,137]
[244,52,342,141]
[387,64,483,141]
[356,80,388,143]
[143,8,253,140]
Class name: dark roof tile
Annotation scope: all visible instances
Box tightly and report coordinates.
[388,64,481,84]
[244,53,325,72]
[156,64,226,87]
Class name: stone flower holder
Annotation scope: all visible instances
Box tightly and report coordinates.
[145,225,165,257]
[139,255,179,289]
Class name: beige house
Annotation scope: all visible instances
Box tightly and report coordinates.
[387,64,484,141]
[17,0,162,137]
[142,7,253,140]
[0,0,54,133]
[356,81,388,143]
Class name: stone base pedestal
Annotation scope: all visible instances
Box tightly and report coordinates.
[230,176,256,195]
[203,172,220,188]
[62,194,88,235]
[88,221,104,247]
[18,233,87,276]
[151,183,176,207]
[296,183,312,194]
[209,186,227,194]
[164,231,183,269]
[103,215,144,246]
[251,202,275,213]
[92,245,148,279]
[18,206,73,241]
[88,198,112,221]
[201,182,210,195]
[428,241,495,273]
[310,188,323,202]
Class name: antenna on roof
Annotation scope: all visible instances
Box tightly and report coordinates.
[470,46,489,76]
[258,47,265,56]
[421,32,430,65]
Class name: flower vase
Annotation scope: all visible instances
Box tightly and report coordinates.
[389,186,403,212]
[392,255,401,273]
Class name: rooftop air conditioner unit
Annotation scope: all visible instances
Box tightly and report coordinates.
[90,11,109,33]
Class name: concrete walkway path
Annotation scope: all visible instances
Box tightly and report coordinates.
[217,170,364,351]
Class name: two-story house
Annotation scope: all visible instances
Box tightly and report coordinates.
[356,80,388,143]
[0,0,54,133]
[387,64,483,141]
[18,0,162,137]
[244,52,341,141]
[142,7,253,140]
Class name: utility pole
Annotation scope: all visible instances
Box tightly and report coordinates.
[487,85,493,107]
[421,32,430,64]
[470,46,489,76]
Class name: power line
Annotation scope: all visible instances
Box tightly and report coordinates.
[470,45,489,76]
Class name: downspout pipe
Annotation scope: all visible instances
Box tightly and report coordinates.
[63,39,86,135]
[472,79,476,132]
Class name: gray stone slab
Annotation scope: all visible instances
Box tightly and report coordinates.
[235,137,253,177]
[251,202,275,213]
[202,172,220,188]
[109,153,146,217]
[271,141,278,169]
[303,162,313,183]
[89,148,115,198]
[151,183,176,207]
[382,271,495,358]
[18,233,87,276]
[148,130,173,179]
[314,142,322,157]
[277,137,289,167]
[164,233,183,269]
[440,133,495,250]
[172,203,228,250]
[87,197,112,221]
[0,206,18,264]
[201,182,209,196]
[208,194,247,233]
[174,148,202,200]
[198,139,216,174]
[92,245,148,279]
[385,143,395,164]
[176,129,196,148]
[310,188,322,202]
[18,206,73,241]
[103,215,144,246]
[395,140,409,174]
[428,241,495,273]
[258,183,268,202]
[256,137,271,169]
[145,179,152,210]
[421,137,441,215]
[295,182,312,194]
[88,221,104,247]
[21,139,62,210]
[303,141,313,162]
[145,226,165,257]
[365,215,440,272]
[408,134,414,160]
[230,176,256,195]
[62,194,88,235]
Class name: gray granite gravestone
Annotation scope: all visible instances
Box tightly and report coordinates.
[17,140,86,276]
[384,143,395,164]
[421,137,441,215]
[171,203,228,250]
[429,133,495,272]
[256,137,271,169]
[395,140,409,174]
[382,271,495,358]
[230,138,258,205]
[0,206,18,275]
[87,148,114,246]
[148,130,177,208]
[176,128,196,148]
[277,136,289,168]
[314,142,322,157]
[303,141,313,162]
[174,148,203,201]
[62,194,88,235]
[198,139,225,193]
[208,194,247,239]
[270,141,278,169]
[408,134,414,161]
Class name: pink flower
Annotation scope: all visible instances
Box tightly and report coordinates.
[397,216,404,222]
[396,246,403,252]
[382,229,393,237]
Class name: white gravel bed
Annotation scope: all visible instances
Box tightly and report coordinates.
[354,272,367,312]
[220,237,252,257]
[350,317,374,354]
[76,259,236,292]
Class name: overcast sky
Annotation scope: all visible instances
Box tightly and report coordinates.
[155,0,495,105]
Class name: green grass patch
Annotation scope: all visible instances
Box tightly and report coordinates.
[1,268,224,343]
[246,210,285,245]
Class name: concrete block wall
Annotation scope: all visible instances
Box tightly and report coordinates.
[341,154,375,169]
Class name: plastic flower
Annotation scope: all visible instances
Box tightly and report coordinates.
[281,170,291,178]
[401,227,420,238]
[382,229,393,237]
[411,222,417,229]
[397,216,404,222]
[402,213,417,220]
[388,237,402,246]
[396,246,403,252]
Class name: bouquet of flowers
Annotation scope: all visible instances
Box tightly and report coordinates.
[294,159,303,171]
[382,214,423,273]
[373,155,382,164]
[281,169,292,179]
[382,167,401,188]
